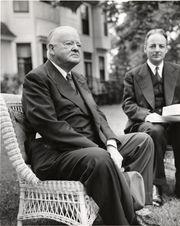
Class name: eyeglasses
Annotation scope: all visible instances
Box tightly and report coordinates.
[63,41,82,49]
[50,41,82,50]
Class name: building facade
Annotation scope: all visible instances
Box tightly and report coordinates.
[1,0,111,94]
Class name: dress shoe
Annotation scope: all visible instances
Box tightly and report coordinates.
[152,185,163,207]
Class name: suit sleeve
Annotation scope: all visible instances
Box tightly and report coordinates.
[122,71,150,121]
[22,72,98,149]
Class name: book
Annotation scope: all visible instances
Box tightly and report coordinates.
[162,104,180,122]
[162,104,180,116]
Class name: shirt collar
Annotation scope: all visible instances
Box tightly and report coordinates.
[50,60,71,80]
[147,59,164,77]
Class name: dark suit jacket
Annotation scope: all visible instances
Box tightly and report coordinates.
[122,61,180,133]
[22,60,118,171]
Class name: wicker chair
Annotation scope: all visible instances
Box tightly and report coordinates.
[0,93,99,226]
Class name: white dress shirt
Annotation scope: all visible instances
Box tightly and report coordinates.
[147,59,164,78]
[50,60,70,79]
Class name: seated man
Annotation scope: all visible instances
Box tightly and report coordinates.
[122,28,180,206]
[22,26,154,225]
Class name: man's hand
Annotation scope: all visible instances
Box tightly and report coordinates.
[107,145,124,172]
[145,112,165,123]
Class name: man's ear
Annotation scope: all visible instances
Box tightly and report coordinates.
[48,44,55,55]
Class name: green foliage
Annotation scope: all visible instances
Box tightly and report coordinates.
[1,73,22,94]
[103,1,180,78]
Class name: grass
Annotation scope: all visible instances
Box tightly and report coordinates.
[1,104,180,225]
[137,195,180,226]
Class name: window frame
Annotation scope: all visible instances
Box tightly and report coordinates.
[80,4,90,35]
[84,52,93,90]
[42,43,47,63]
[103,13,108,37]
[13,0,29,13]
[99,56,105,82]
[16,43,32,77]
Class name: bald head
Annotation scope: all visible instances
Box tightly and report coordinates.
[46,26,81,72]
[47,26,79,47]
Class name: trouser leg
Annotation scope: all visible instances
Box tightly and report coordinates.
[36,147,135,225]
[168,123,180,196]
[138,122,167,187]
[118,132,154,205]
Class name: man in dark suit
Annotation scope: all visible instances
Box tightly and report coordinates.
[122,28,180,205]
[22,26,154,225]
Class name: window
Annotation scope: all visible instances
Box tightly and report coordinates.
[99,56,105,81]
[42,44,47,63]
[84,52,93,90]
[81,5,89,35]
[17,43,32,77]
[104,13,108,36]
[13,0,29,13]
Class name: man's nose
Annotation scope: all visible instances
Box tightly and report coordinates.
[155,45,160,51]
[71,42,79,49]
[72,44,79,51]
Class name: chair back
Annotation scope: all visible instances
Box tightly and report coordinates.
[2,93,28,162]
[1,93,39,184]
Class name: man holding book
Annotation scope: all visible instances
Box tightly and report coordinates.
[122,28,180,204]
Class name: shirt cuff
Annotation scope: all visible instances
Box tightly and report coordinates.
[107,139,117,148]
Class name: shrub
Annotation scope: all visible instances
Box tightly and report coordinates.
[1,73,23,94]
[92,80,124,105]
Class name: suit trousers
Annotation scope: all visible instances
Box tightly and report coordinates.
[137,122,180,191]
[31,133,154,225]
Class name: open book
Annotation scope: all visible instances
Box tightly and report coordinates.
[162,104,180,122]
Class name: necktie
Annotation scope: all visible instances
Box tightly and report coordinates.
[155,67,162,82]
[66,73,77,91]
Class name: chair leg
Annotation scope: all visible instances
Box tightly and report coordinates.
[17,220,23,226]
[17,187,24,226]
[79,195,89,225]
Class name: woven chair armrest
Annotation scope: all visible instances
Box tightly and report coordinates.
[0,95,39,185]
[19,178,86,193]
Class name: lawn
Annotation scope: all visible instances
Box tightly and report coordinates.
[1,104,180,225]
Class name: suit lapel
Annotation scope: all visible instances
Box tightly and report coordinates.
[45,60,90,114]
[135,63,155,109]
[73,72,101,126]
[163,62,179,105]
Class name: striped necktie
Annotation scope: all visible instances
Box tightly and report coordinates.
[155,67,162,82]
[66,73,77,91]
